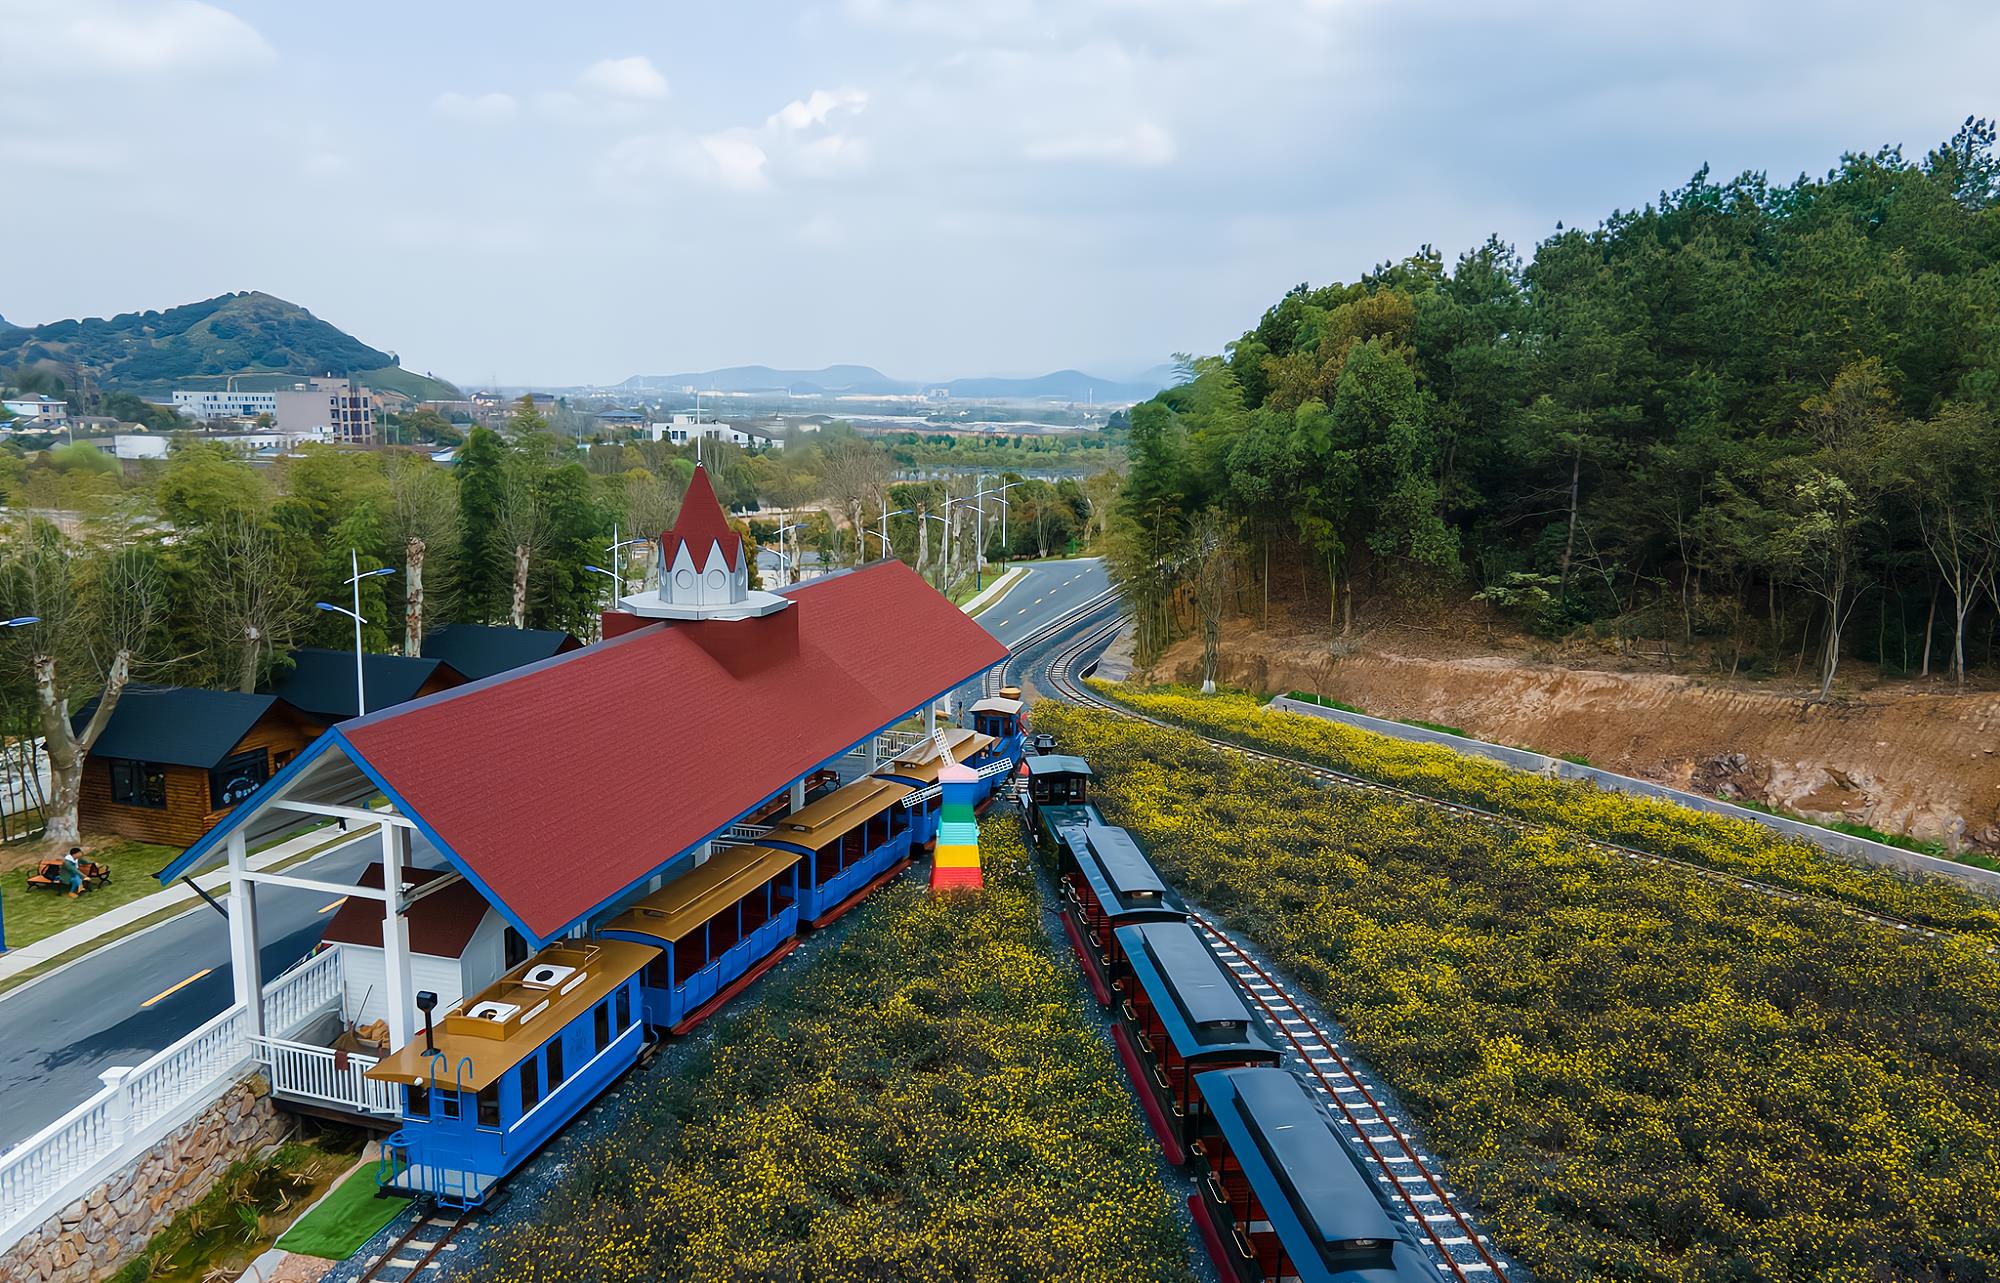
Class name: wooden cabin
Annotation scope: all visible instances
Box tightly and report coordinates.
[267,648,467,728]
[420,625,582,682]
[74,687,319,845]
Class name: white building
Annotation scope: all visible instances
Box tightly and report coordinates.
[2,394,68,426]
[172,389,280,421]
[274,376,375,444]
[112,434,169,460]
[648,412,781,450]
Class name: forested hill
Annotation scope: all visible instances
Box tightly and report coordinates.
[1111,118,2000,697]
[0,291,458,401]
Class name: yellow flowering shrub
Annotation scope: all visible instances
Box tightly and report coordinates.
[1038,702,2000,1283]
[1093,682,2000,941]
[464,819,1195,1283]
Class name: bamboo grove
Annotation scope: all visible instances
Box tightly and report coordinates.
[1105,121,2000,695]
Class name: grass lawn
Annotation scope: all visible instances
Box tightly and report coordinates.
[2,839,182,948]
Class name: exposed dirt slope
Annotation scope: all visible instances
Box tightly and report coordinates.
[1158,623,2000,853]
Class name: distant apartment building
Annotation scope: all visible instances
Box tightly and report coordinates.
[2,394,69,427]
[172,389,280,421]
[274,376,375,444]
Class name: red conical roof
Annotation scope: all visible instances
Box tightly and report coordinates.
[662,465,743,572]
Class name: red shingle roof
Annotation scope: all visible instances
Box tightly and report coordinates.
[662,465,743,572]
[320,865,494,958]
[339,560,1005,941]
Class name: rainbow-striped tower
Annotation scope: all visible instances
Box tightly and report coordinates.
[930,761,983,892]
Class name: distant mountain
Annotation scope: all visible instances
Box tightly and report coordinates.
[622,363,1169,403]
[0,291,459,400]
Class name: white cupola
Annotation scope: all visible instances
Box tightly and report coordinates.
[618,466,791,621]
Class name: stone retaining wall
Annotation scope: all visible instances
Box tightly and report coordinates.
[0,1076,288,1283]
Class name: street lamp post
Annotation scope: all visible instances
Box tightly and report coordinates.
[0,616,38,953]
[921,509,952,593]
[770,521,805,585]
[315,551,394,717]
[874,507,911,563]
[984,480,1020,568]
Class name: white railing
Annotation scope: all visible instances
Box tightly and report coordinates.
[0,1001,252,1246]
[873,730,927,758]
[262,948,342,1037]
[249,1036,400,1117]
[0,944,353,1249]
[725,822,773,841]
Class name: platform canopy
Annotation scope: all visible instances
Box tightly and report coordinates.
[160,558,1008,945]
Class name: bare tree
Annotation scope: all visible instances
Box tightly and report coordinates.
[192,516,312,691]
[1190,509,1234,694]
[818,439,892,566]
[0,519,164,847]
[387,457,460,655]
[493,465,548,629]
[623,471,683,591]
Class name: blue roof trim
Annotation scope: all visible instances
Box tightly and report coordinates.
[153,731,345,883]
[328,727,547,950]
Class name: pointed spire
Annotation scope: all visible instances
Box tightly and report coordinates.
[662,465,743,574]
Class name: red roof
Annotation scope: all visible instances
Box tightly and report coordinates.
[662,465,743,572]
[320,865,494,957]
[340,560,1006,941]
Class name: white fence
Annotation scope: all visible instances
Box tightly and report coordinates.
[0,949,337,1249]
[249,1036,399,1118]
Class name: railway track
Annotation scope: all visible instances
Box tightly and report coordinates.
[1191,911,1512,1281]
[353,1205,472,1282]
[1038,612,1987,951]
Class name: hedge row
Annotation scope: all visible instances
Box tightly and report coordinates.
[1038,702,2000,1283]
[1092,682,2000,942]
[462,819,1194,1283]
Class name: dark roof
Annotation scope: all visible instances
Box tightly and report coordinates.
[1116,920,1278,1064]
[1077,824,1185,922]
[336,559,1008,940]
[74,685,285,769]
[1025,754,1093,778]
[420,625,581,681]
[1204,1068,1410,1281]
[320,864,494,958]
[268,649,464,722]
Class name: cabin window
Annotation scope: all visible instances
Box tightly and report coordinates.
[504,928,530,969]
[437,1090,461,1121]
[519,1060,541,1111]
[406,1083,430,1117]
[475,1083,500,1128]
[109,760,167,809]
[546,1036,565,1090]
[645,953,671,988]
[208,748,269,808]
[616,985,632,1031]
[594,1000,611,1053]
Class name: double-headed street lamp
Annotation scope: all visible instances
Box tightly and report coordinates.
[315,551,395,717]
[867,507,911,561]
[770,521,806,585]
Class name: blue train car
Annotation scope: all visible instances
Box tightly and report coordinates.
[598,844,803,1033]
[968,689,1026,766]
[1194,1068,1436,1283]
[764,776,916,926]
[1060,822,1186,1004]
[1111,919,1281,1163]
[872,728,994,846]
[367,940,656,1207]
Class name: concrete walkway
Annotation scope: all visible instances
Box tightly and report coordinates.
[0,821,380,982]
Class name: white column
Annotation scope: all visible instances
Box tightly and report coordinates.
[869,735,879,770]
[790,778,806,810]
[381,825,416,1050]
[925,703,937,736]
[227,828,263,1037]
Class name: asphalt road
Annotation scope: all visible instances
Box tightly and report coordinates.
[0,831,444,1152]
[0,559,1106,1154]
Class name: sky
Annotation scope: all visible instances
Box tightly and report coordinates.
[1,0,1996,389]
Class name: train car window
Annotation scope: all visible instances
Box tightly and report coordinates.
[646,953,671,988]
[547,1036,566,1089]
[594,1000,611,1053]
[616,985,633,1031]
[519,1060,541,1112]
[438,1089,461,1121]
[406,1083,430,1118]
[476,1083,500,1128]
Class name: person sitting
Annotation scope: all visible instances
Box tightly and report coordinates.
[62,847,85,899]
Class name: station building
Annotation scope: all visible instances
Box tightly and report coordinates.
[155,466,1008,1120]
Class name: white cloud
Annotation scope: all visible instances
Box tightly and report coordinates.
[1025,120,1175,166]
[434,91,518,124]
[697,131,771,191]
[7,0,273,74]
[769,87,868,133]
[580,55,669,102]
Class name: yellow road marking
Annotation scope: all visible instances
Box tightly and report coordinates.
[141,968,213,1008]
[319,897,348,914]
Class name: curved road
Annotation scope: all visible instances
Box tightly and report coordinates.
[0,558,1108,1154]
